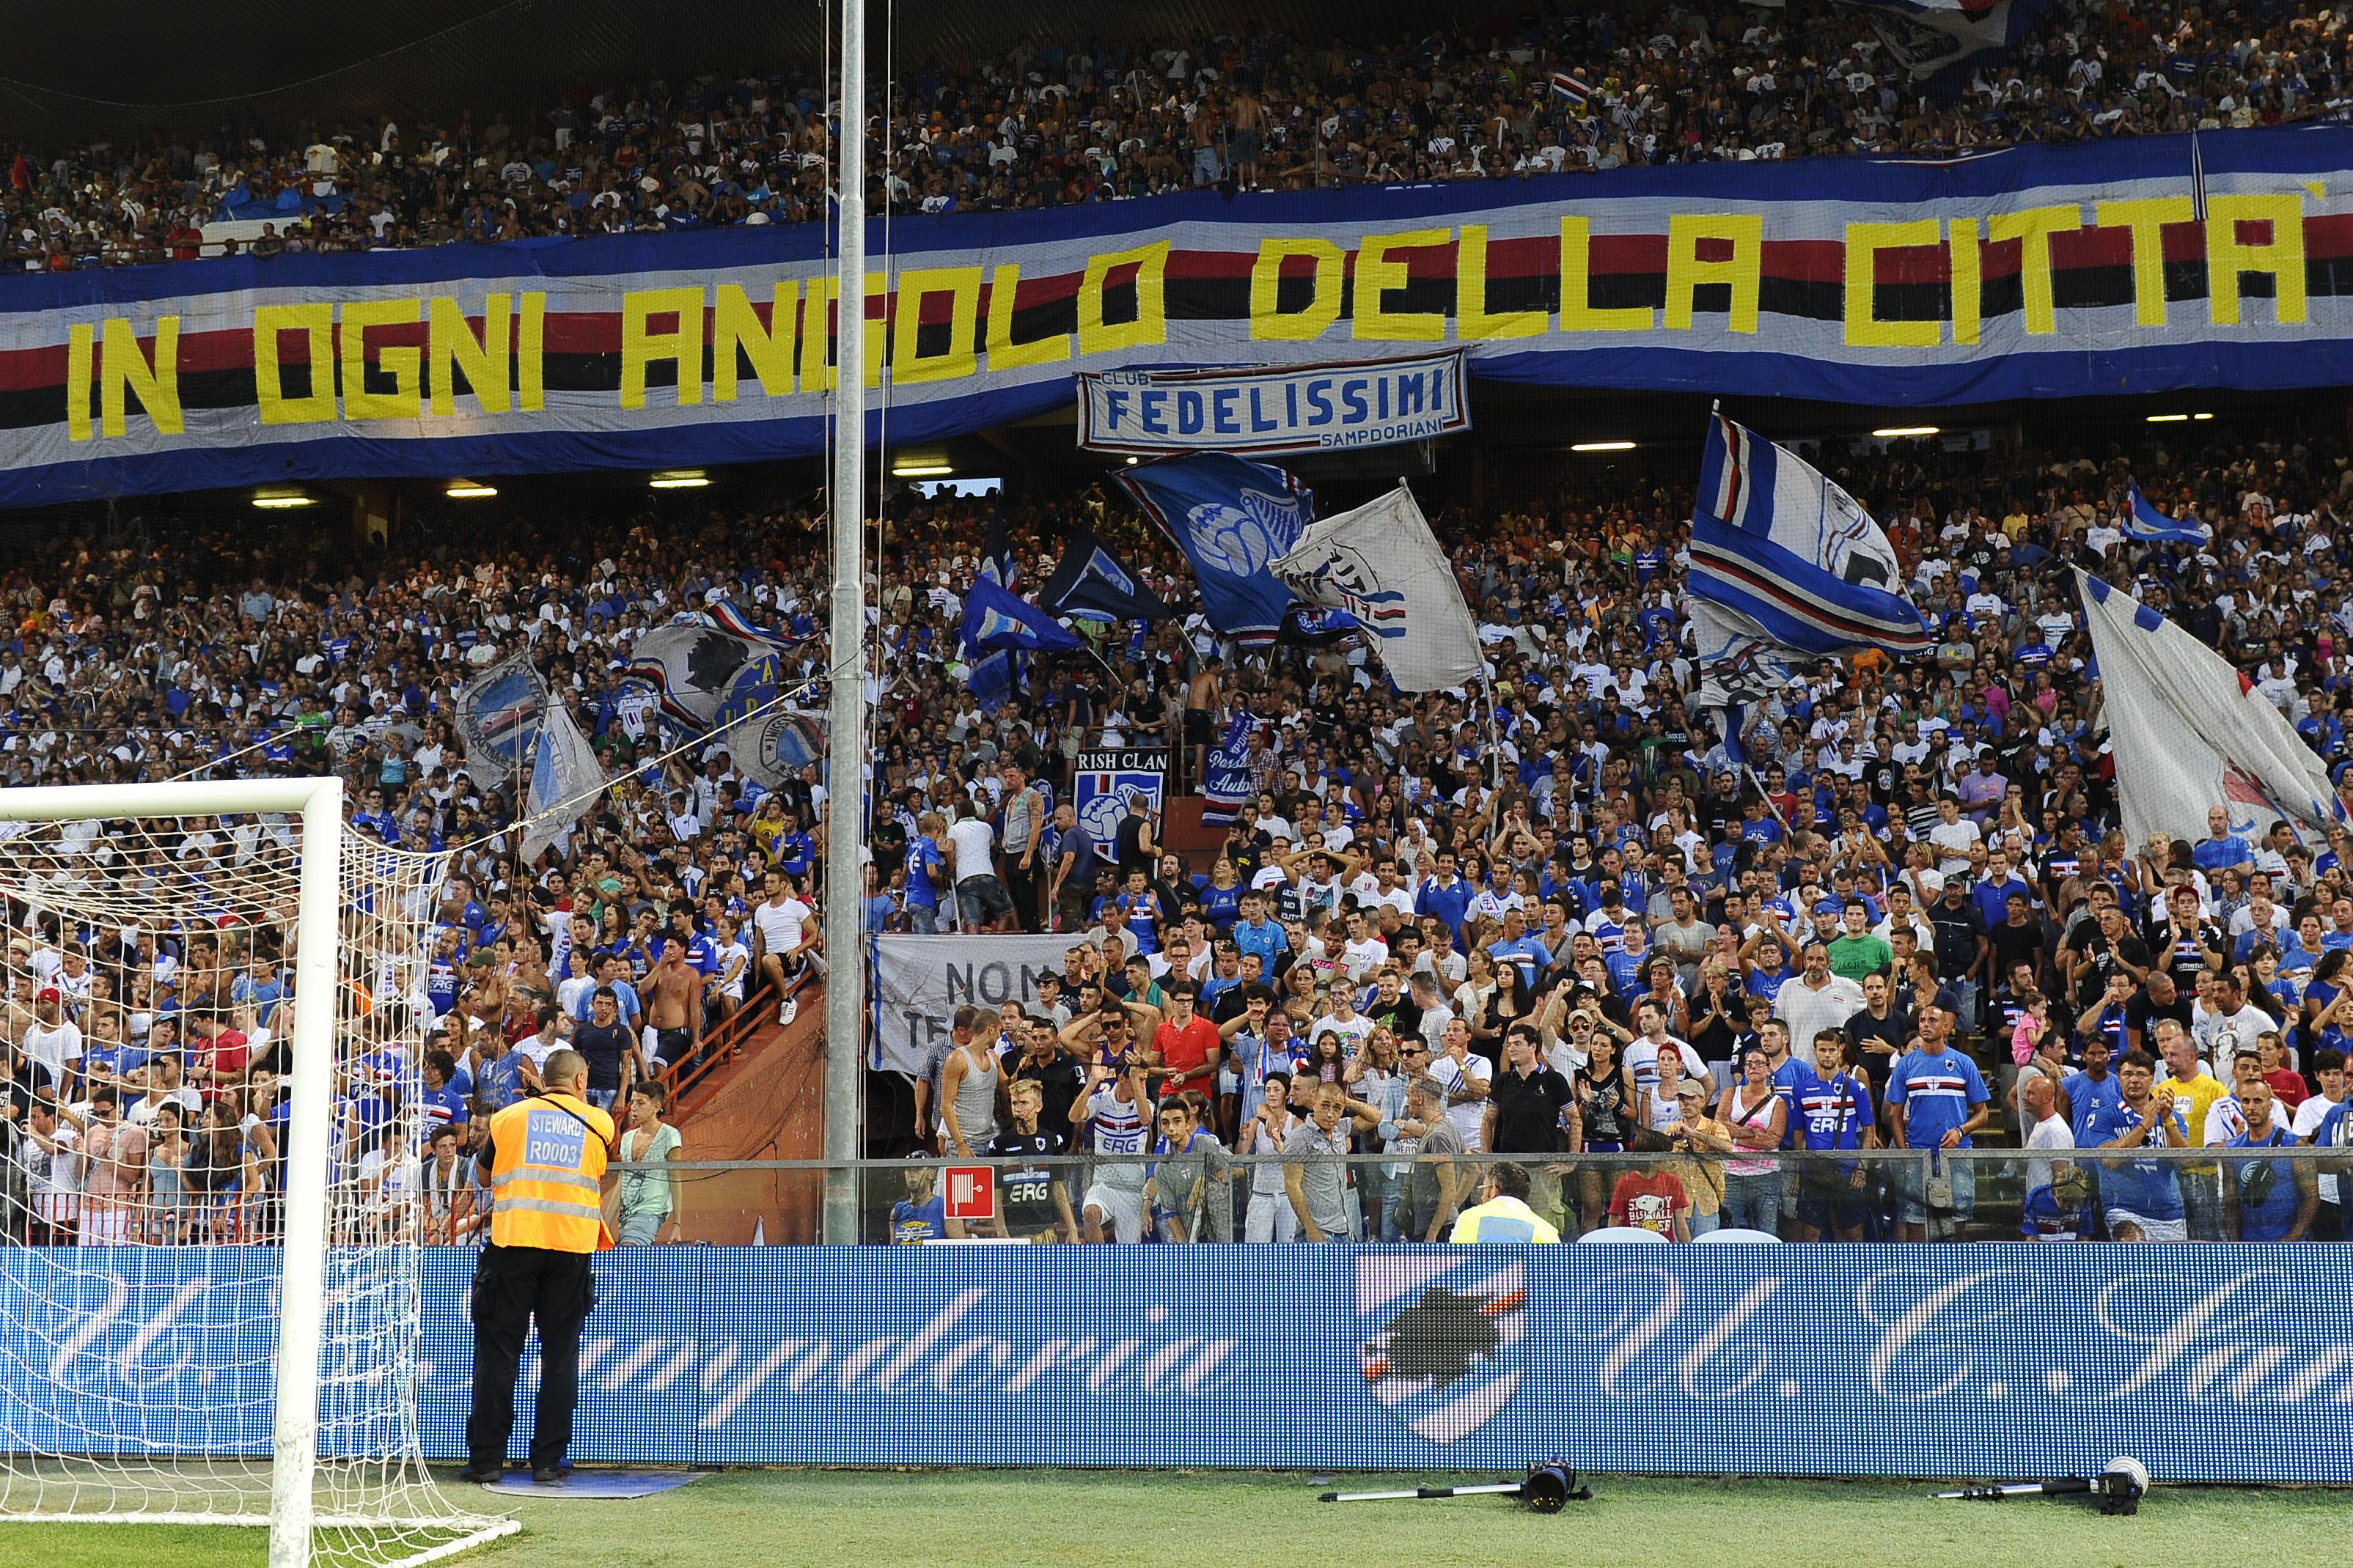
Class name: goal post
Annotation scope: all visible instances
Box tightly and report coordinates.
[0,776,515,1568]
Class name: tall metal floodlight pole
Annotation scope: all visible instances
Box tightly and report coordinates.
[822,0,867,1245]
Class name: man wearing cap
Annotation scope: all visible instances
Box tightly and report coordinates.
[460,1048,612,1487]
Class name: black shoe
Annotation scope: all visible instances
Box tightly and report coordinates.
[455,1465,502,1485]
[531,1465,566,1485]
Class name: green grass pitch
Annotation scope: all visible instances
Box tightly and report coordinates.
[4,1470,2341,1568]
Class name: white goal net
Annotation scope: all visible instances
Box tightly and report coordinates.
[0,781,512,1568]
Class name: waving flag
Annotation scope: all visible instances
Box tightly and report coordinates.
[455,650,548,773]
[968,649,1021,714]
[1837,0,2047,89]
[2077,568,2344,850]
[980,504,1018,589]
[1039,527,1173,624]
[626,622,788,731]
[1200,713,1259,827]
[1120,452,1312,646]
[1688,413,1928,763]
[2126,485,2213,545]
[1549,70,1591,110]
[961,575,1084,655]
[519,704,609,862]
[1272,485,1485,693]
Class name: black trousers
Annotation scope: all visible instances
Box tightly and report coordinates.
[467,1243,596,1471]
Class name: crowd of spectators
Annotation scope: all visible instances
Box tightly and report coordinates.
[5,402,2353,1245]
[8,0,2353,268]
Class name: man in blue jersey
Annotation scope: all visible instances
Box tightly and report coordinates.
[2085,1049,2192,1240]
[2221,1079,2316,1242]
[1884,1005,1989,1242]
[1414,848,1475,944]
[1789,1028,1877,1242]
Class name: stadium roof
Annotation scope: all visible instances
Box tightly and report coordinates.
[4,0,1498,145]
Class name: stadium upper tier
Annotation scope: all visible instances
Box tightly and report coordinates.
[8,0,2349,268]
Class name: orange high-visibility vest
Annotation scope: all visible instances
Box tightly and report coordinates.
[485,1093,615,1251]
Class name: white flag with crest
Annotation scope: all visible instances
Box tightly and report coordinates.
[1271,485,1485,693]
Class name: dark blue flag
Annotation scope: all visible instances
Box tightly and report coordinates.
[1119,452,1312,645]
[961,575,1084,656]
[1039,527,1173,624]
[969,649,1021,713]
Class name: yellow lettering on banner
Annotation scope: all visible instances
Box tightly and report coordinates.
[428,295,512,416]
[2095,198,2193,328]
[1352,228,1450,342]
[985,265,1071,369]
[1986,205,2081,336]
[1664,214,1763,334]
[1248,239,1344,341]
[892,267,984,384]
[100,317,183,438]
[1948,218,1982,346]
[797,276,888,391]
[517,292,546,411]
[1843,220,1941,349]
[1456,225,1543,340]
[1557,217,1651,332]
[1078,240,1170,356]
[252,303,337,424]
[712,283,798,402]
[339,298,419,422]
[2206,194,2308,327]
[65,323,94,442]
[621,286,705,409]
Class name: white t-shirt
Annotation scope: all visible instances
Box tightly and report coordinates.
[946,817,996,883]
[2203,1094,2291,1146]
[1309,1011,1374,1057]
[2025,1111,2075,1195]
[1340,937,1391,982]
[1927,817,1983,875]
[1622,1035,1707,1096]
[752,897,813,960]
[1430,1050,1493,1152]
[23,1018,84,1087]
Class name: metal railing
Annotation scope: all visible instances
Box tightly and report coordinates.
[584,1145,2353,1248]
[649,969,812,1117]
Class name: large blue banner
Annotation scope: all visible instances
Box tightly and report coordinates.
[5,126,2352,506]
[8,1245,2351,1479]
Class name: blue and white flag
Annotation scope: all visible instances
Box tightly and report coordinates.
[519,704,608,862]
[961,575,1084,655]
[1120,452,1313,646]
[1549,70,1592,108]
[1836,0,2047,89]
[1200,713,1259,827]
[1689,413,1929,658]
[1688,413,1928,765]
[980,505,1018,589]
[2126,485,2213,545]
[1039,527,1173,624]
[455,650,548,773]
[1271,484,1486,693]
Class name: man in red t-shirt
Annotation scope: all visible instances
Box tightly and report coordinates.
[1150,981,1223,1107]
[188,1014,252,1097]
[1608,1158,1692,1240]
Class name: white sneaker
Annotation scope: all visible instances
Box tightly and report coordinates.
[780,997,799,1026]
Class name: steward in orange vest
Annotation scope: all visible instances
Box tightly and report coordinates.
[460,1048,614,1485]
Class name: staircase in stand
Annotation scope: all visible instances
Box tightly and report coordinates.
[655,975,828,1243]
